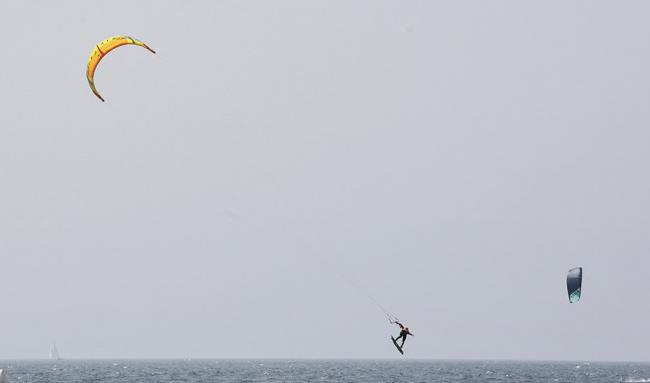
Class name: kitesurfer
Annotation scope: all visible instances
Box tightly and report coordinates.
[391,320,413,348]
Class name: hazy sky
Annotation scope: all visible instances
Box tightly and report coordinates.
[1,0,649,361]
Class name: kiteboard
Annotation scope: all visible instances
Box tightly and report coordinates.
[391,336,404,355]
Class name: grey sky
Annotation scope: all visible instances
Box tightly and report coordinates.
[1,0,649,361]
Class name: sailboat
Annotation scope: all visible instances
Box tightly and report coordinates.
[49,341,61,360]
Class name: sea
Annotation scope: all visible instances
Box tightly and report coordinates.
[2,359,650,383]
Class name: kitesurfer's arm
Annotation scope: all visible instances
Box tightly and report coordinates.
[393,321,405,329]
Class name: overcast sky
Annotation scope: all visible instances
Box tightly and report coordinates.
[1,0,649,361]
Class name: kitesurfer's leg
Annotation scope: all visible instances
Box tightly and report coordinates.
[400,335,406,348]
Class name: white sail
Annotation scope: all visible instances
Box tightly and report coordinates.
[0,368,8,383]
[49,342,61,360]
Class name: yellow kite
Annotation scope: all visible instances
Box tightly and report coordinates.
[86,36,156,102]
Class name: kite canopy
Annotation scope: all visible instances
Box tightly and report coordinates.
[86,35,156,101]
[567,267,583,303]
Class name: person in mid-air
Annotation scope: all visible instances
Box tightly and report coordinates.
[391,320,413,348]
